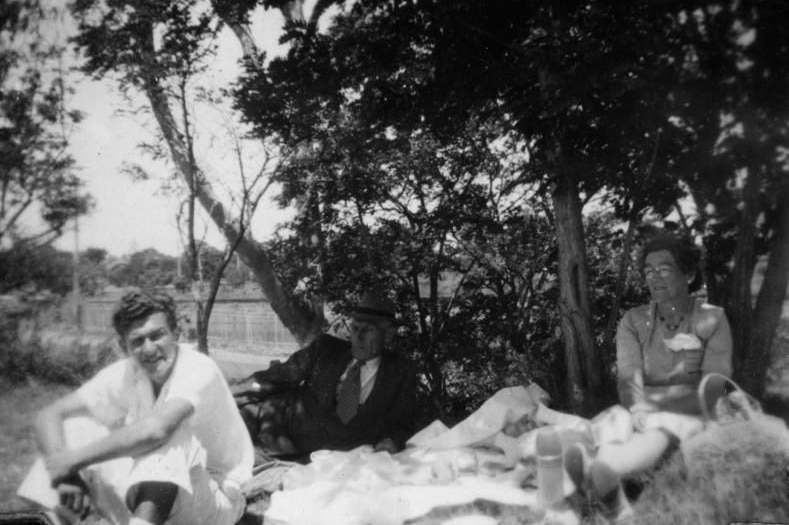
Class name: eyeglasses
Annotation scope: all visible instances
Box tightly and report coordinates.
[643,266,676,280]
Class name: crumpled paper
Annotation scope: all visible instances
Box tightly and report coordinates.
[408,384,548,463]
[267,447,540,525]
[267,385,553,525]
[265,383,644,525]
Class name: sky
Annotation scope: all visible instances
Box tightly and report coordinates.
[57,80,189,257]
[29,5,297,258]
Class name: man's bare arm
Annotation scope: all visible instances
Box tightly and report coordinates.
[34,391,90,456]
[37,395,194,484]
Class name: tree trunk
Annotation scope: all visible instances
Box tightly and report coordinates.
[412,274,442,418]
[138,25,322,346]
[739,184,789,398]
[601,206,639,360]
[687,184,721,303]
[728,169,760,379]
[551,174,605,415]
[201,240,243,355]
[182,97,208,353]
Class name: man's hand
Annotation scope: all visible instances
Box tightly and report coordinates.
[55,476,91,522]
[373,438,398,454]
[45,450,78,487]
[230,376,276,398]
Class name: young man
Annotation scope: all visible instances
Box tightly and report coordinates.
[34,291,254,525]
[234,291,417,461]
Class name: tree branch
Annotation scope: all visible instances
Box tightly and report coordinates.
[137,19,323,344]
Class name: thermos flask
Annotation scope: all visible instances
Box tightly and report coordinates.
[536,427,564,508]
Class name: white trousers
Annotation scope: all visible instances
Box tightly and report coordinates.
[63,417,245,525]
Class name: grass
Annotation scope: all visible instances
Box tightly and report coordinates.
[2,318,788,524]
[0,377,71,513]
[628,415,789,525]
[3,376,788,525]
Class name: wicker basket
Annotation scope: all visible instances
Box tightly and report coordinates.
[698,372,763,425]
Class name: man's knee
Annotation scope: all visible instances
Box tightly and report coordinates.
[126,481,178,523]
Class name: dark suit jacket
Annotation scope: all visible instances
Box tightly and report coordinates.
[250,334,417,454]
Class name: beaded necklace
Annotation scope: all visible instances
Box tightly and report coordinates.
[657,299,690,331]
[658,312,685,331]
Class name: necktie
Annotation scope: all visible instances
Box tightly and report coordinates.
[336,360,363,424]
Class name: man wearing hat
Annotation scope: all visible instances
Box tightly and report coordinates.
[234,291,417,461]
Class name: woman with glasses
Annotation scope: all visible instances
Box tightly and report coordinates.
[564,231,733,520]
[617,232,733,421]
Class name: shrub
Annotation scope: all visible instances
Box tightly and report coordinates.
[28,327,121,385]
[0,297,120,385]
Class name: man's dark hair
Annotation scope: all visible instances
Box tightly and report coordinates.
[639,232,703,291]
[112,291,178,338]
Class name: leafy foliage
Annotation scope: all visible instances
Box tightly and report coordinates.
[0,244,72,294]
[108,248,178,288]
[0,0,91,250]
[70,0,218,88]
[64,0,789,416]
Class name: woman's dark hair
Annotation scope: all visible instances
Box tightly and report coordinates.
[112,290,179,338]
[638,232,704,292]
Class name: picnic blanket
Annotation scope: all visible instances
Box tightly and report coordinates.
[263,384,605,525]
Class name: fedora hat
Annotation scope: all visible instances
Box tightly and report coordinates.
[350,291,396,322]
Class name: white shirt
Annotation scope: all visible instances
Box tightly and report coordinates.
[76,344,254,486]
[338,356,381,404]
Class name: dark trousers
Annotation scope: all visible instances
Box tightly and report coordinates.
[236,389,312,464]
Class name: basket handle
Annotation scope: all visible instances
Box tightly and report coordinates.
[697,372,759,422]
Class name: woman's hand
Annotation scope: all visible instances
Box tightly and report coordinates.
[631,411,649,432]
[629,402,655,432]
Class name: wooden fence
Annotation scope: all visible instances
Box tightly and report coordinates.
[79,298,299,355]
